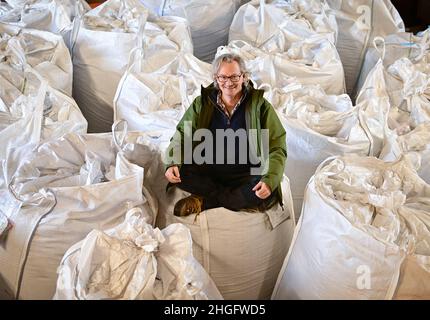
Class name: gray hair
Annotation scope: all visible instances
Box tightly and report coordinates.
[212,53,249,89]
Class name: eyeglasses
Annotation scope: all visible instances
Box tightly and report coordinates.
[216,73,243,83]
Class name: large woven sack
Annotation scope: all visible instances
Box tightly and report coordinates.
[140,0,241,62]
[114,48,212,133]
[272,155,430,299]
[229,0,337,50]
[0,61,87,192]
[356,30,430,96]
[357,57,430,165]
[367,53,430,184]
[356,59,398,157]
[383,57,430,127]
[54,207,222,300]
[0,132,156,299]
[326,0,404,96]
[160,176,295,300]
[380,124,430,184]
[0,22,73,95]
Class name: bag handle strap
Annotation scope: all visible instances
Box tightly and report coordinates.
[112,119,128,152]
[373,36,386,61]
[314,155,345,177]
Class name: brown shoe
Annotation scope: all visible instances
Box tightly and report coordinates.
[174,195,204,217]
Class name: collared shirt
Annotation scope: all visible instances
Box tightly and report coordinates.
[216,90,245,119]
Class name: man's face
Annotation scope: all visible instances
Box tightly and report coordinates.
[216,61,244,98]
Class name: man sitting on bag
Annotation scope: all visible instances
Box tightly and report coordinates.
[164,51,287,216]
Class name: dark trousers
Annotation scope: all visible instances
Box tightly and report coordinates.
[173,164,277,211]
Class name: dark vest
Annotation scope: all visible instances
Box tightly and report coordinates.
[207,92,251,175]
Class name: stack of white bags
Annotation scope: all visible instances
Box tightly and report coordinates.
[0,132,157,299]
[272,4,430,298]
[72,0,193,132]
[2,0,430,301]
[0,4,88,264]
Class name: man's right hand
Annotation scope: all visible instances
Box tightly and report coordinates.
[165,166,181,184]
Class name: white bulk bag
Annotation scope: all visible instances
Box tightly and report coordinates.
[272,83,371,217]
[0,60,86,144]
[356,30,430,96]
[0,132,156,299]
[357,53,430,114]
[54,207,222,300]
[361,56,427,190]
[357,57,430,156]
[140,0,240,62]
[0,23,73,95]
[273,155,430,299]
[326,0,404,96]
[356,59,398,157]
[222,38,345,95]
[229,0,337,51]
[0,62,87,191]
[380,124,430,184]
[72,0,192,133]
[0,0,90,44]
[0,63,45,164]
[159,176,295,300]
[114,48,212,133]
[385,58,430,127]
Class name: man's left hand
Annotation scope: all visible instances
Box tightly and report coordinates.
[252,181,272,199]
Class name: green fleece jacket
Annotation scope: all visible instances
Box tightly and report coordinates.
[164,83,287,206]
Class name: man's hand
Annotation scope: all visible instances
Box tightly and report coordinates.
[252,181,271,199]
[165,166,181,184]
